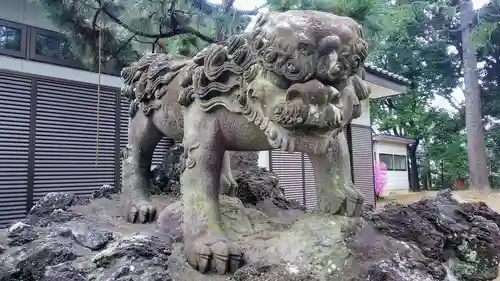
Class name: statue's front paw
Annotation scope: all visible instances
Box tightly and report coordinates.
[186,231,243,274]
[318,185,364,217]
[343,184,364,216]
[122,199,157,223]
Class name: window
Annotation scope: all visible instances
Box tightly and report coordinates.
[0,19,26,58]
[28,27,82,68]
[379,153,394,170]
[393,155,407,171]
[0,20,121,76]
[379,153,407,171]
[34,32,76,60]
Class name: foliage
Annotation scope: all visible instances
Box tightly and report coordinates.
[486,124,500,187]
[374,162,389,198]
[30,0,255,71]
[471,0,500,50]
[369,0,468,190]
[425,109,469,187]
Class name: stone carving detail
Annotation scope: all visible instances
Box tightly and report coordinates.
[120,10,371,275]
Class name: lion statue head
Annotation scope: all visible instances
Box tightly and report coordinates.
[179,10,370,152]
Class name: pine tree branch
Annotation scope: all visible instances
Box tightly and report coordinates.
[91,8,101,30]
[99,3,216,43]
[112,34,137,58]
[190,0,259,16]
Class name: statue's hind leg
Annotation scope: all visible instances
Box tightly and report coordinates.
[121,110,163,223]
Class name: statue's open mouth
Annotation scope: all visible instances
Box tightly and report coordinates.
[268,78,344,133]
[271,100,343,132]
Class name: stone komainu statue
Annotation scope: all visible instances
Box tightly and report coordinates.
[120,10,371,275]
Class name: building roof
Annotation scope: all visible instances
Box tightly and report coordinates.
[365,63,411,86]
[373,134,417,145]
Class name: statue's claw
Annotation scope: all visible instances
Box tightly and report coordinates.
[319,184,364,217]
[343,183,364,216]
[123,199,157,223]
[186,231,243,274]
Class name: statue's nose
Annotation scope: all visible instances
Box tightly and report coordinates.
[285,80,336,105]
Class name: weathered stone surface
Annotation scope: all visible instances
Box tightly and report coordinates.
[234,167,306,211]
[1,242,78,280]
[365,190,500,281]
[232,264,321,281]
[1,190,500,281]
[68,223,114,251]
[341,222,446,281]
[92,234,171,267]
[26,192,89,227]
[48,208,81,224]
[29,192,77,216]
[228,151,259,171]
[7,222,38,246]
[93,184,120,199]
[150,143,184,196]
[42,262,87,281]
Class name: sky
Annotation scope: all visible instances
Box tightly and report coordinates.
[207,0,492,112]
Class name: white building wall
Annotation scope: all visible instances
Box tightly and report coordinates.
[0,0,60,32]
[351,99,370,126]
[258,151,270,170]
[374,141,409,193]
[0,56,123,88]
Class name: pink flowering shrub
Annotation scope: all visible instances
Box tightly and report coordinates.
[374,162,388,198]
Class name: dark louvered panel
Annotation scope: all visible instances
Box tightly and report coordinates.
[152,138,175,167]
[119,96,129,188]
[351,125,375,206]
[303,155,317,209]
[34,81,117,201]
[270,150,304,205]
[120,96,129,152]
[0,73,31,227]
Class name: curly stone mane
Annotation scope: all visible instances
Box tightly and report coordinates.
[120,34,260,117]
[120,11,370,132]
[121,53,191,117]
[177,34,259,112]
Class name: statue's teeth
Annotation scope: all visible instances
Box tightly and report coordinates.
[260,118,269,130]
[255,116,262,126]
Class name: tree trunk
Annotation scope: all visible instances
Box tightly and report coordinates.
[408,140,420,192]
[422,157,432,190]
[460,0,491,192]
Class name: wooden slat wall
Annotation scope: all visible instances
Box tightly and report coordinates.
[0,73,31,227]
[270,150,305,206]
[34,80,117,200]
[350,125,376,206]
[303,155,317,209]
